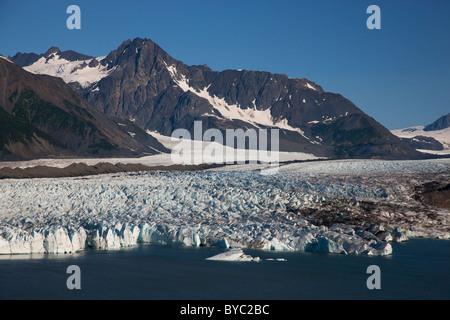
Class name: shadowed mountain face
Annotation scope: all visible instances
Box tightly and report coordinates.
[9,47,94,67]
[391,113,450,152]
[424,113,450,131]
[74,38,421,159]
[0,57,168,160]
[9,37,425,160]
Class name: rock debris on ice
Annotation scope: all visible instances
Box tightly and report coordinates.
[0,159,449,256]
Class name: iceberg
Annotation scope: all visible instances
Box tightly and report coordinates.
[206,248,256,262]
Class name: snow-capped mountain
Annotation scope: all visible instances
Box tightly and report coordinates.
[8,38,424,160]
[424,113,450,131]
[11,47,112,89]
[392,113,450,154]
[0,55,168,160]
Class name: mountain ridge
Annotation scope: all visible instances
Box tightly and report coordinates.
[0,56,168,160]
[392,113,450,153]
[424,113,450,131]
[7,37,426,160]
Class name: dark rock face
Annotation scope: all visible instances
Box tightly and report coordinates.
[79,37,422,159]
[88,58,99,68]
[7,52,41,67]
[7,38,426,160]
[424,113,450,131]
[9,47,94,67]
[400,135,444,151]
[0,58,168,160]
[58,50,93,62]
[414,181,450,209]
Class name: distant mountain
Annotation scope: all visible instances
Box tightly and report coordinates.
[8,52,41,68]
[9,38,425,160]
[424,113,450,131]
[392,113,450,153]
[9,47,109,90]
[9,46,94,67]
[0,55,168,160]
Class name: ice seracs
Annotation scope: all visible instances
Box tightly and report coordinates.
[0,159,448,256]
[391,125,450,154]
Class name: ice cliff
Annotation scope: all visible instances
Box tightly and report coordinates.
[0,159,449,256]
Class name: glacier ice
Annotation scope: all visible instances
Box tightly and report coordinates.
[0,159,448,256]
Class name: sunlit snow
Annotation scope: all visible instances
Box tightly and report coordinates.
[24,54,113,88]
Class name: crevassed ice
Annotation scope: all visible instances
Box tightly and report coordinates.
[4,160,449,256]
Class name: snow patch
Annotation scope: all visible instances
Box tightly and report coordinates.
[165,63,309,137]
[24,54,113,88]
[1,159,448,256]
[306,83,317,91]
[392,126,450,150]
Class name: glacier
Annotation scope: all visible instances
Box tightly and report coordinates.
[24,54,112,89]
[0,159,449,256]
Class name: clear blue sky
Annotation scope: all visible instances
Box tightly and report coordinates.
[1,0,449,129]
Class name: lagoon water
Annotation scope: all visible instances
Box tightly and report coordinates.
[0,239,448,300]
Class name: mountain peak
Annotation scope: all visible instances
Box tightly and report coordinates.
[4,37,425,160]
[0,56,168,160]
[101,36,176,70]
[424,113,450,131]
[44,46,61,58]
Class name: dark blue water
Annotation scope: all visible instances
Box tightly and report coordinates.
[0,239,448,300]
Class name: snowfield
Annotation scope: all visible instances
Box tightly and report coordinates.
[392,126,450,151]
[0,159,449,256]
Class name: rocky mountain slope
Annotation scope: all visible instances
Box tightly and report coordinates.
[9,38,425,160]
[0,56,168,160]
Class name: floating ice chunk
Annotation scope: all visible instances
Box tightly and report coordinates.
[206,248,255,262]
[308,237,347,254]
